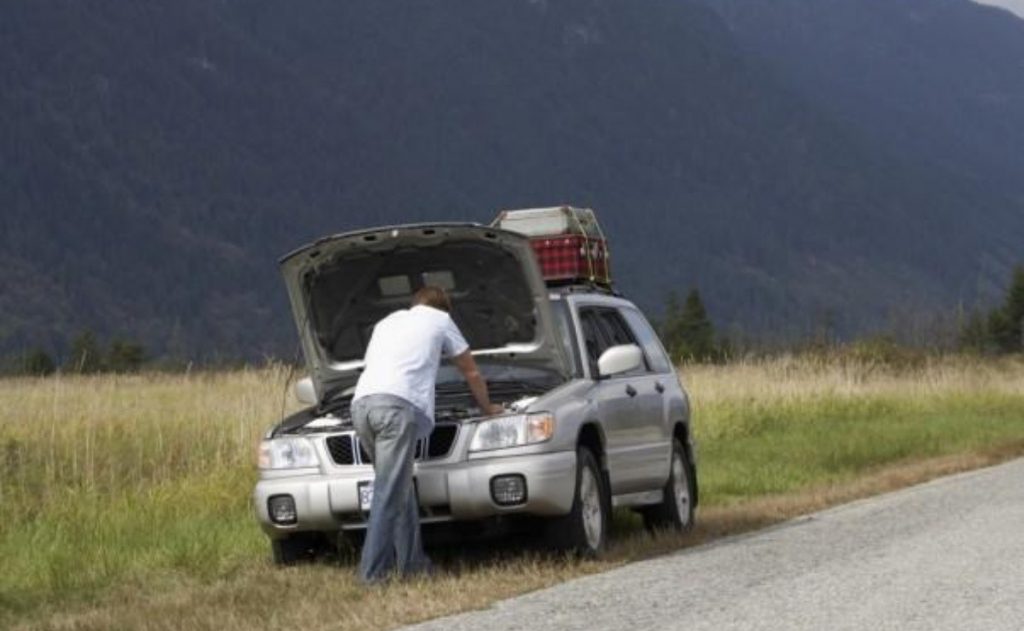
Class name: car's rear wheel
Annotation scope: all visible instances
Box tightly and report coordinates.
[642,439,695,532]
[546,446,609,556]
[271,533,326,565]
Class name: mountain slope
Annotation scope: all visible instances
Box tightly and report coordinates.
[1,0,1021,358]
[703,0,1024,291]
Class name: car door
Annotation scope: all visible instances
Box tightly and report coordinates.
[618,306,676,488]
[594,307,669,492]
[579,306,663,495]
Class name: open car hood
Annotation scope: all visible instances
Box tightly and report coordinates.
[279,223,571,403]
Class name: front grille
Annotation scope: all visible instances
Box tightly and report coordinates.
[326,423,459,466]
[428,424,458,458]
[326,435,357,465]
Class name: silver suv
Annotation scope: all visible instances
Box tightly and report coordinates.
[254,223,697,563]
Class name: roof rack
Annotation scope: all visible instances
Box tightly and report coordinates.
[549,282,620,296]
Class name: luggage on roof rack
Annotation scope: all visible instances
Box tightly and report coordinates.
[492,206,612,288]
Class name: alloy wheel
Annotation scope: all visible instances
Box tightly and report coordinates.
[580,465,604,550]
[672,452,692,527]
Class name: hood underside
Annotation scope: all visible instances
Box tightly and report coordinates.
[279,223,569,400]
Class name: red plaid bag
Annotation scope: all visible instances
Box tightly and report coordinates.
[492,206,612,287]
[529,235,611,285]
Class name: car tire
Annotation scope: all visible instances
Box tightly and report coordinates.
[271,533,324,565]
[642,439,695,532]
[546,446,609,556]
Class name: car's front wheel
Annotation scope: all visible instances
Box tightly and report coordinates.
[271,533,326,565]
[546,446,609,556]
[642,439,695,532]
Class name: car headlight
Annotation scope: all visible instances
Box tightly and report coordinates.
[469,413,555,452]
[258,437,320,469]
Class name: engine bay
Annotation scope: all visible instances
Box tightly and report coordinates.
[275,378,552,437]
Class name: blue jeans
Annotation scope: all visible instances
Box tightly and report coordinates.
[351,394,432,583]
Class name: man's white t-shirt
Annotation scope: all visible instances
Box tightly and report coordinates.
[352,305,470,430]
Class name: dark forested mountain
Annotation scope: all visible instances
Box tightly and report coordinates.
[2,0,1022,360]
[704,0,1024,277]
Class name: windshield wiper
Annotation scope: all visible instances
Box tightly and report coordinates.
[488,379,549,390]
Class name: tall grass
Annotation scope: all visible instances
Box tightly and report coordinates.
[0,367,291,614]
[2,356,1024,628]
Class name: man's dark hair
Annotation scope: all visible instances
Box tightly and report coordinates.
[412,286,452,312]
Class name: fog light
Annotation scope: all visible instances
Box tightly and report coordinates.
[268,495,297,525]
[490,475,527,506]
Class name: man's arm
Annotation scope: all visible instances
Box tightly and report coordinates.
[452,351,503,416]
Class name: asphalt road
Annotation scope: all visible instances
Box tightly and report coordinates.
[406,458,1024,631]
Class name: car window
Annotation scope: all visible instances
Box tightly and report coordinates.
[598,309,638,348]
[579,309,612,378]
[579,306,649,378]
[551,300,584,378]
[621,307,673,374]
[596,308,648,375]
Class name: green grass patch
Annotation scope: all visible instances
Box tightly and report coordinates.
[697,392,1024,503]
[0,468,264,617]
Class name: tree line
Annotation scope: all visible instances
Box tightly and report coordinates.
[661,265,1024,364]
[959,267,1024,354]
[4,266,1023,375]
[4,331,147,377]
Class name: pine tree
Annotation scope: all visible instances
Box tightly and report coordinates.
[958,310,990,353]
[990,266,1024,353]
[1004,266,1024,351]
[662,291,683,360]
[21,349,56,376]
[107,339,146,373]
[661,291,681,341]
[67,330,103,373]
[664,288,717,363]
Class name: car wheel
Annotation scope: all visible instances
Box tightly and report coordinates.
[271,533,325,565]
[334,530,365,563]
[642,439,695,532]
[546,446,609,556]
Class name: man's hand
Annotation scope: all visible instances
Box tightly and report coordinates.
[484,403,504,416]
[453,351,502,416]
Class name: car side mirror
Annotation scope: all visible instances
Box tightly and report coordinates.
[597,344,644,378]
[294,376,317,406]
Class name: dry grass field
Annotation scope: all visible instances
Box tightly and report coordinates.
[2,355,1024,630]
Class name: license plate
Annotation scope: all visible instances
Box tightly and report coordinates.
[358,481,374,512]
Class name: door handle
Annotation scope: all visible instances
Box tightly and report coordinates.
[655,382,665,394]
[625,385,637,397]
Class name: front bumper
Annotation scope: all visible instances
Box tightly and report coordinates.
[253,450,576,537]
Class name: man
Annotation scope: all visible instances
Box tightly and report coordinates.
[351,285,502,583]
